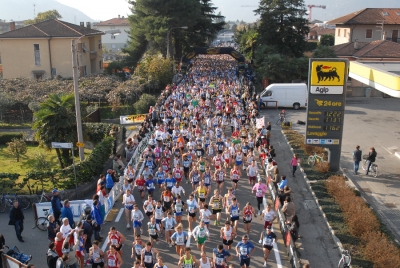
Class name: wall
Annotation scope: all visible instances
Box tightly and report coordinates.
[335,24,400,45]
[97,25,130,52]
[334,27,351,45]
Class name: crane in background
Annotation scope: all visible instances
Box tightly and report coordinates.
[307,5,326,22]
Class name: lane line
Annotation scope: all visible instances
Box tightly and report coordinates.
[101,236,109,252]
[115,208,124,222]
[263,196,283,267]
[186,231,192,247]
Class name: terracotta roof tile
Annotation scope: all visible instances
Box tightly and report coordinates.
[96,18,129,26]
[333,40,400,58]
[0,19,103,38]
[328,8,400,25]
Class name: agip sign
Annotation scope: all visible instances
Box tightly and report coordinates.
[306,59,349,171]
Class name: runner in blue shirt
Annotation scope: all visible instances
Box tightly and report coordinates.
[213,244,232,268]
[235,234,256,268]
[145,175,156,197]
[155,167,165,190]
[164,173,176,191]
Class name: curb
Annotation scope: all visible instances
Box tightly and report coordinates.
[281,130,345,255]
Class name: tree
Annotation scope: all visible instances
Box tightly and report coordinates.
[313,46,337,58]
[24,10,62,25]
[256,0,309,57]
[7,138,27,162]
[319,34,335,46]
[231,23,237,32]
[32,93,77,168]
[134,94,157,114]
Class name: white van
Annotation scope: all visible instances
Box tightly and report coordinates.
[259,83,307,110]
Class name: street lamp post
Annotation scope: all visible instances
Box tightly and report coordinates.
[167,26,188,59]
[71,30,120,161]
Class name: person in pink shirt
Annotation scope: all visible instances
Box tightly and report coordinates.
[290,154,299,177]
[251,178,268,215]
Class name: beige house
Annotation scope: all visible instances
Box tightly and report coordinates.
[328,8,400,45]
[0,19,104,79]
[94,15,129,52]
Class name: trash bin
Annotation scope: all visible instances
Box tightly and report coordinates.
[365,88,372,98]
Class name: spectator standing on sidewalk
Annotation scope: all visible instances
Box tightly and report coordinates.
[366,147,377,175]
[290,154,299,177]
[352,145,362,175]
[60,200,74,228]
[51,189,62,223]
[282,196,296,222]
[8,200,25,242]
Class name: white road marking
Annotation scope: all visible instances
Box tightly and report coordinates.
[380,145,393,155]
[263,196,283,267]
[115,208,124,222]
[101,236,109,252]
[186,231,192,247]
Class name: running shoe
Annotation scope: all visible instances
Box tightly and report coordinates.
[127,223,130,228]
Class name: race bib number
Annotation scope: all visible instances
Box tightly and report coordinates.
[232,209,238,217]
[199,193,205,198]
[245,214,252,221]
[216,257,224,265]
[108,259,116,266]
[213,201,219,208]
[176,237,184,243]
[144,255,152,263]
[240,246,247,255]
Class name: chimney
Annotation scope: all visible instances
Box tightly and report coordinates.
[86,22,91,29]
[10,21,16,31]
[80,22,84,30]
[382,31,387,40]
[354,38,359,50]
[118,15,120,19]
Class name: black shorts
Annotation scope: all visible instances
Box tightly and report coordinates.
[135,253,141,260]
[212,209,222,214]
[115,244,123,251]
[263,245,273,251]
[223,239,234,245]
[127,178,134,183]
[163,202,171,210]
[144,263,154,268]
[243,218,252,224]
[150,234,159,240]
[146,211,153,217]
[231,217,239,222]
[218,150,223,154]
[188,212,196,218]
[232,179,239,184]
[199,198,205,203]
[184,167,190,173]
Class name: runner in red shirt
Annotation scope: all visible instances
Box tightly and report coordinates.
[213,154,223,170]
[173,165,183,184]
[161,159,170,173]
[135,175,146,199]
[106,244,123,268]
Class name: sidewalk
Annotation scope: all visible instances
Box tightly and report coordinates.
[268,117,341,267]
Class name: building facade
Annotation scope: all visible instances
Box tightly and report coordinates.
[94,15,129,52]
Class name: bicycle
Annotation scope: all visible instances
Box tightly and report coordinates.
[276,114,287,126]
[338,249,351,268]
[307,152,326,166]
[0,193,31,213]
[361,155,378,177]
[35,208,50,231]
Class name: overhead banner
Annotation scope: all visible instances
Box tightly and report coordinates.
[120,114,148,124]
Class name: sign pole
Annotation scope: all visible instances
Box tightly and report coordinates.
[71,143,78,199]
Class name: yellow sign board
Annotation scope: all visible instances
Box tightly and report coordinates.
[76,142,85,148]
[311,61,346,86]
[120,114,148,124]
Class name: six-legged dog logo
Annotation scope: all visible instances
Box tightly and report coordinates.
[316,65,340,83]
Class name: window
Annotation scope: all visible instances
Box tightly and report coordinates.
[344,29,347,37]
[111,35,116,40]
[98,40,102,49]
[366,29,373,38]
[382,12,388,16]
[32,70,45,80]
[266,91,272,97]
[337,28,341,37]
[51,68,57,76]
[99,60,102,70]
[34,44,41,65]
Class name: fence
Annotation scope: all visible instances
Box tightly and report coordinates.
[1,253,28,268]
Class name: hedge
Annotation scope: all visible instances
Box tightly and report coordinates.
[83,123,114,144]
[60,136,113,188]
[0,132,23,145]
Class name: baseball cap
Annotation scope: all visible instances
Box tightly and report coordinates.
[52,189,58,194]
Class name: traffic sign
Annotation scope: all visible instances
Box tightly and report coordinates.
[76,142,85,148]
[51,142,73,149]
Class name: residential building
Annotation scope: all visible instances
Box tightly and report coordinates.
[308,25,335,41]
[0,19,104,79]
[0,20,24,34]
[328,8,400,45]
[94,15,129,52]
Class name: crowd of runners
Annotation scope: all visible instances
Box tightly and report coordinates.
[45,52,298,268]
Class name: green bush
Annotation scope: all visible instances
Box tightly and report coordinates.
[134,94,156,114]
[61,136,113,187]
[83,123,113,144]
[0,132,23,145]
[305,41,318,52]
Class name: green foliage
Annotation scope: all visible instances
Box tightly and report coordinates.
[313,46,337,58]
[0,132,23,145]
[305,42,318,52]
[33,152,51,171]
[32,93,77,168]
[255,49,309,82]
[235,27,258,60]
[83,123,113,144]
[7,138,27,162]
[60,137,113,187]
[319,34,335,46]
[134,94,157,114]
[104,61,127,75]
[23,170,59,194]
[24,10,62,25]
[135,55,174,90]
[256,0,310,57]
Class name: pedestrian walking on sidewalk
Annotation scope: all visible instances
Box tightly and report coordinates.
[8,200,25,242]
[290,154,299,177]
[366,147,377,175]
[352,145,362,175]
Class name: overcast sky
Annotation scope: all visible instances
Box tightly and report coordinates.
[56,0,261,22]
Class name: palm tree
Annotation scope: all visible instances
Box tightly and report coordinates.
[32,93,77,168]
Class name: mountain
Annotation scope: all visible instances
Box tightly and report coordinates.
[0,0,93,24]
[213,0,400,23]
